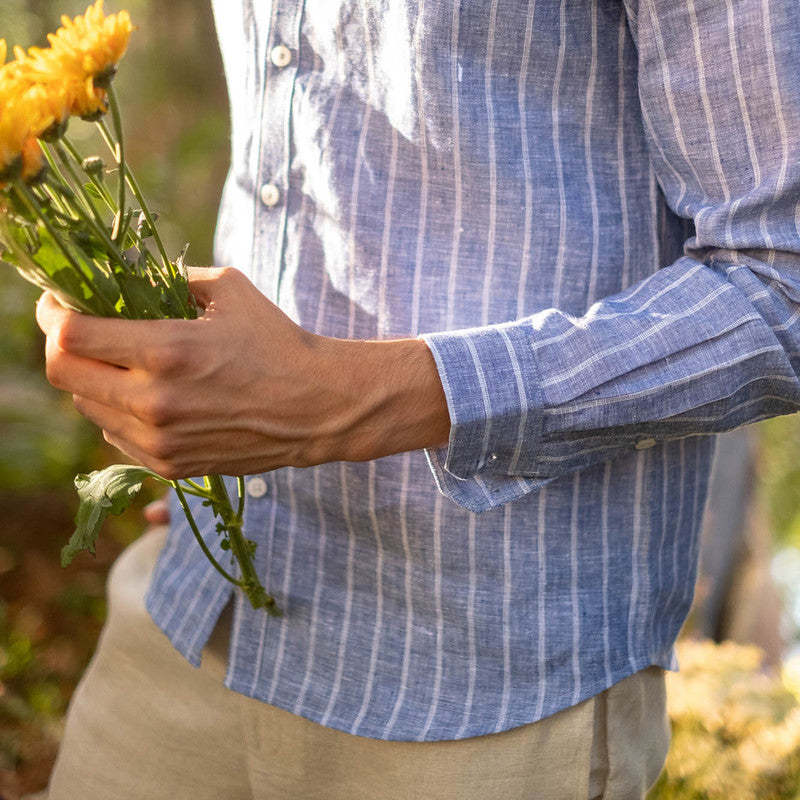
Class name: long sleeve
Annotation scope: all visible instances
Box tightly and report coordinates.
[422,0,800,512]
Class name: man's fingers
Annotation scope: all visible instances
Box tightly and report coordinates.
[45,341,134,406]
[144,497,171,526]
[39,295,193,371]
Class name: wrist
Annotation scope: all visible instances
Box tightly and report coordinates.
[310,336,451,464]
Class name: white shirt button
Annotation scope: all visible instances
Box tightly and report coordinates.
[270,45,292,68]
[246,477,268,498]
[634,437,657,450]
[260,183,280,208]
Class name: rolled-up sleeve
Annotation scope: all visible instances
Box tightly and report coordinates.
[423,0,800,512]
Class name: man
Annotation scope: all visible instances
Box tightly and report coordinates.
[33,0,800,797]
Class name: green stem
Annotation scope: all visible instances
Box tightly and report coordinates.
[96,118,191,319]
[51,143,114,240]
[96,118,171,274]
[106,85,126,242]
[236,476,246,520]
[45,152,130,275]
[61,137,116,212]
[206,474,280,614]
[172,482,242,586]
[181,478,210,495]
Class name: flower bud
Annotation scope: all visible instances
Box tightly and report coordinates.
[81,156,104,177]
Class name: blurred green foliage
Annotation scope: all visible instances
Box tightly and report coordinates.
[649,640,800,800]
[759,415,800,551]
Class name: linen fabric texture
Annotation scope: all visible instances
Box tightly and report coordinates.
[146,0,800,741]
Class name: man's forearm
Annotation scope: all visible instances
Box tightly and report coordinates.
[311,336,451,465]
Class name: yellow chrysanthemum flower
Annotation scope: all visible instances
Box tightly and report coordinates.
[0,62,64,176]
[20,137,46,184]
[0,97,42,178]
[46,0,134,88]
[0,39,7,65]
[9,1,133,121]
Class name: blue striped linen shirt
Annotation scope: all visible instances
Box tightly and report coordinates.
[146,0,800,741]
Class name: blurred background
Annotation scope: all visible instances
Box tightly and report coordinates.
[1,2,800,798]
[0,1,228,795]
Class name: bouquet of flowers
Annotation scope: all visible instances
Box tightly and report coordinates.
[0,2,279,614]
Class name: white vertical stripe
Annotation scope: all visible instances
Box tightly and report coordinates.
[148,516,193,620]
[687,445,705,606]
[293,468,329,715]
[644,0,707,205]
[616,13,631,289]
[266,469,300,702]
[247,472,280,696]
[760,0,790,263]
[311,39,346,336]
[570,472,581,705]
[648,165,660,275]
[377,127,399,338]
[455,514,478,737]
[382,454,415,737]
[445,3,462,331]
[481,0,500,326]
[601,461,612,685]
[640,100,689,217]
[584,0,601,305]
[664,440,687,635]
[410,0,430,336]
[346,1,374,338]
[351,461,385,734]
[723,0,761,250]
[652,444,669,645]
[465,337,495,468]
[498,328,529,474]
[495,503,513,732]
[319,462,357,726]
[627,450,645,669]
[184,578,230,657]
[686,0,731,203]
[725,0,761,186]
[534,487,548,719]
[551,0,569,305]
[515,0,536,320]
[420,492,445,740]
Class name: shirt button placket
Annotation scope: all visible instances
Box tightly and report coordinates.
[255,2,303,303]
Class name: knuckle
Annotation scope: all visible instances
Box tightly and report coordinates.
[147,432,173,462]
[135,390,174,427]
[54,317,80,353]
[146,343,185,376]
[154,458,182,481]
[216,265,238,283]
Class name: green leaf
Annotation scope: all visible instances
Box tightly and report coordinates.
[61,464,163,567]
[83,181,103,200]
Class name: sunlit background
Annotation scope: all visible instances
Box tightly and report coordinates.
[1,2,800,798]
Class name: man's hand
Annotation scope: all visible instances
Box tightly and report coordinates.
[35,267,450,480]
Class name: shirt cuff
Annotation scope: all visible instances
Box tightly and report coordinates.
[420,320,546,511]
